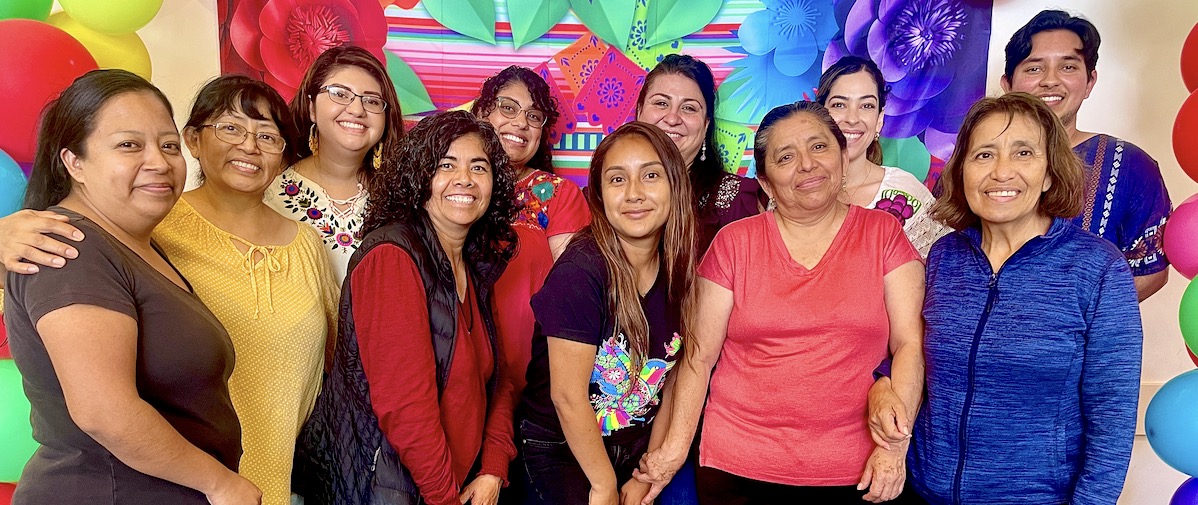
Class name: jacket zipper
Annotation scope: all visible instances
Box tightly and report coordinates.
[951,272,999,505]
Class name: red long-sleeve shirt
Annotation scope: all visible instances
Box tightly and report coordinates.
[351,244,514,505]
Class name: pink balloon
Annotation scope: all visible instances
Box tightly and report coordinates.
[1167,200,1198,279]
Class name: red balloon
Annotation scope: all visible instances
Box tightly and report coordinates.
[0,482,12,505]
[1185,23,1198,93]
[1190,346,1198,368]
[0,20,97,163]
[1173,90,1198,184]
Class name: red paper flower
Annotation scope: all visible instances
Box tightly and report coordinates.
[228,0,387,97]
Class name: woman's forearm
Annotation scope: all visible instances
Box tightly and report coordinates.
[555,397,618,492]
[658,356,713,459]
[78,396,239,497]
[888,339,925,422]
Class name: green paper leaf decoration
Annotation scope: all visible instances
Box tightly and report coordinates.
[426,0,497,44]
[714,119,754,175]
[643,0,721,47]
[569,0,637,49]
[879,136,932,183]
[508,0,570,49]
[715,72,754,124]
[385,50,437,115]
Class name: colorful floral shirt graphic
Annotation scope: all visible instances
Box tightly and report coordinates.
[591,332,682,435]
[263,170,365,283]
[513,170,590,236]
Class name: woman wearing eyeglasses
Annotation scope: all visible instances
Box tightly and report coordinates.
[266,45,406,284]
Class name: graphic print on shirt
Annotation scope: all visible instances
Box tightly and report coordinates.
[591,332,682,435]
[874,189,920,226]
[275,176,362,254]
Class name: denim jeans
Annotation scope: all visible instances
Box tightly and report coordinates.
[520,418,651,505]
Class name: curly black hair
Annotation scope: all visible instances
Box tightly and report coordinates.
[470,65,560,173]
[362,109,517,266]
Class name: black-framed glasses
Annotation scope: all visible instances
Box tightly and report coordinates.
[200,123,286,154]
[494,96,547,128]
[318,85,388,114]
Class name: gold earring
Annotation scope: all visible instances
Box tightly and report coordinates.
[309,124,319,154]
[372,144,383,171]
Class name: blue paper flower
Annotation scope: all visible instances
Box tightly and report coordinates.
[739,0,839,77]
[824,0,991,160]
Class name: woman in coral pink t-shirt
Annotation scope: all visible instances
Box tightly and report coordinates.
[637,101,925,504]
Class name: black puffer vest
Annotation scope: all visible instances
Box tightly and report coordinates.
[293,217,507,505]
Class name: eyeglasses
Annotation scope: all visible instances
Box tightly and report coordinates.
[318,85,388,114]
[200,123,286,154]
[494,96,547,128]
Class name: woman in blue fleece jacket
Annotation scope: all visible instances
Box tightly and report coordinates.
[906,92,1142,505]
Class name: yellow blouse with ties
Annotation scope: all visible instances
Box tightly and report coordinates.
[154,198,338,505]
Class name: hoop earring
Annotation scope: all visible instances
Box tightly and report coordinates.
[372,143,383,171]
[699,143,707,162]
[309,124,319,154]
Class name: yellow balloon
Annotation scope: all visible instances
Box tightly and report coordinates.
[59,0,162,35]
[49,12,151,80]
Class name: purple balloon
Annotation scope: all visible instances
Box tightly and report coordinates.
[1173,478,1198,505]
[18,161,31,179]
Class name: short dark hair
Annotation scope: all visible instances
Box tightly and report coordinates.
[1004,10,1100,80]
[185,75,299,167]
[931,92,1084,230]
[753,101,846,182]
[470,65,560,173]
[816,55,888,165]
[291,45,405,182]
[362,110,517,266]
[636,54,725,205]
[25,69,173,210]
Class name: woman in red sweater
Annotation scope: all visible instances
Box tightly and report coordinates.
[294,110,518,505]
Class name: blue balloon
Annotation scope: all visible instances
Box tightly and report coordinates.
[1174,478,1198,505]
[1148,369,1198,476]
[0,148,27,217]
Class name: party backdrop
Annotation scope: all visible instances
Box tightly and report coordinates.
[220,0,993,187]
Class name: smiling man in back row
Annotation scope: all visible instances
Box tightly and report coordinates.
[1000,9,1172,301]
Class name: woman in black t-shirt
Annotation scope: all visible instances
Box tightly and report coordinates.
[518,122,697,505]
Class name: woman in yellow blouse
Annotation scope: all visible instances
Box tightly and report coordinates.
[0,76,338,505]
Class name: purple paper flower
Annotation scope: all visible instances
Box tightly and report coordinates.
[824,0,991,160]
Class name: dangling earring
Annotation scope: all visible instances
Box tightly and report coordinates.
[309,124,319,154]
[841,172,848,192]
[372,144,383,171]
[875,132,881,141]
[699,143,707,162]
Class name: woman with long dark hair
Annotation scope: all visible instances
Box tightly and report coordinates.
[294,110,518,505]
[517,122,697,505]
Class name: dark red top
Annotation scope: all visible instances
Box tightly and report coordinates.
[351,244,513,505]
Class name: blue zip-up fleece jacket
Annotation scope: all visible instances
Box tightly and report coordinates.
[909,218,1142,505]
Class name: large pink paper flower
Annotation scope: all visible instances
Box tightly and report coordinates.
[229,0,387,97]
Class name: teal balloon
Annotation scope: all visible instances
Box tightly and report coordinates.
[0,149,27,217]
[1147,369,1198,476]
[0,359,37,481]
[1183,279,1198,356]
[0,0,52,21]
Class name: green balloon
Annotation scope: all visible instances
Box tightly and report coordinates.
[0,0,52,21]
[0,359,37,482]
[1182,279,1198,356]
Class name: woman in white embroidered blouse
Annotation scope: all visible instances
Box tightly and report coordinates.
[817,55,949,257]
[264,45,406,283]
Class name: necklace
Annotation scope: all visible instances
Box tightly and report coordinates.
[845,166,874,206]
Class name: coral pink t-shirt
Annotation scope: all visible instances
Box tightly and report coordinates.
[697,206,920,486]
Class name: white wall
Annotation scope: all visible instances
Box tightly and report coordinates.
[124,1,1198,503]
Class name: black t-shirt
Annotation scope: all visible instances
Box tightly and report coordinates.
[3,208,240,504]
[519,236,681,443]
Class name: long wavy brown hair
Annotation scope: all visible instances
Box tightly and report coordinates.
[583,121,698,370]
